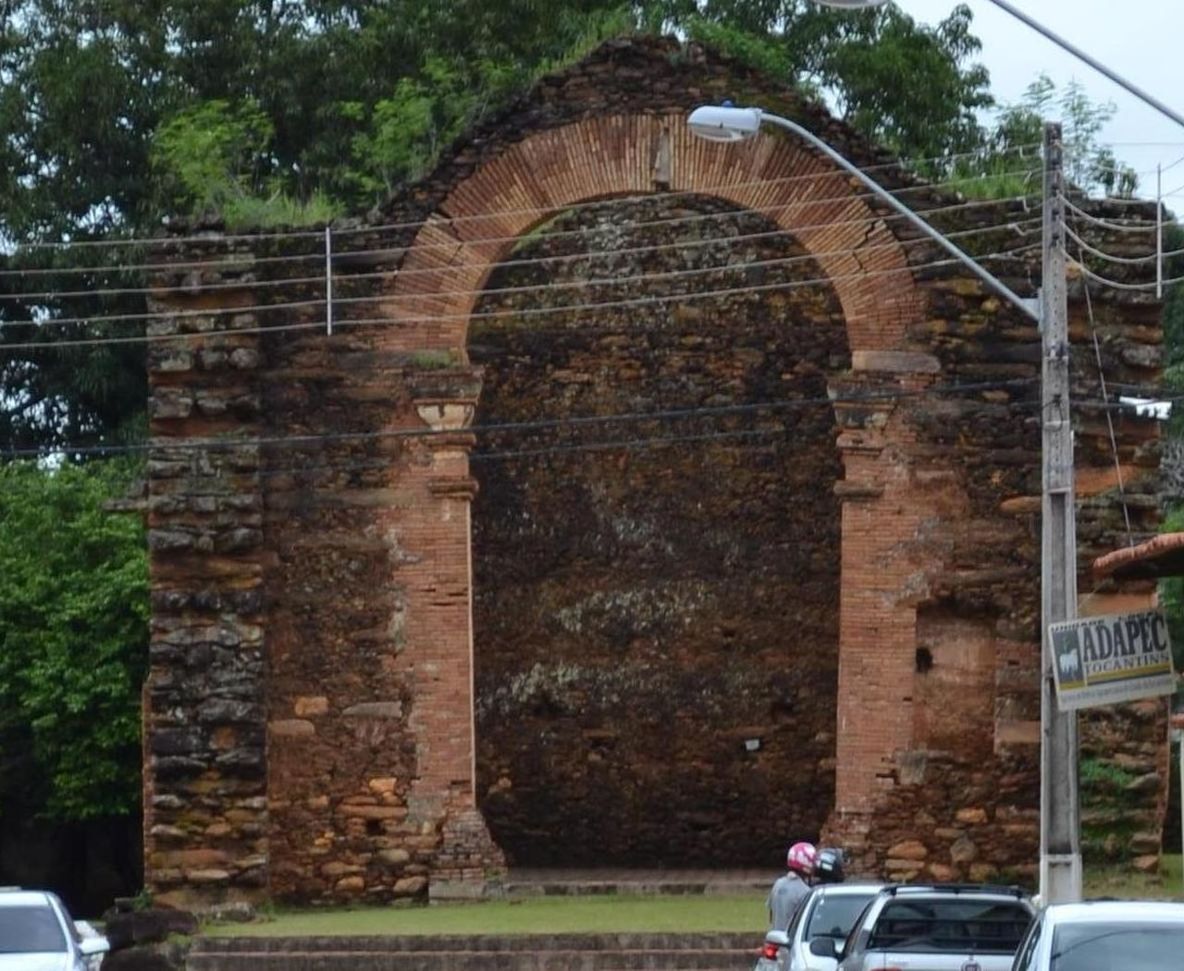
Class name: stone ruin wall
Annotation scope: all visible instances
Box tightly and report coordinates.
[470,195,850,864]
[847,194,1171,882]
[141,37,1170,905]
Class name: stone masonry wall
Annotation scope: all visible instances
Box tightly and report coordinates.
[824,196,1170,881]
[141,37,1170,904]
[144,236,270,904]
[470,195,849,864]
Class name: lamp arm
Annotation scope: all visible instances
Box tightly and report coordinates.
[756,111,1039,320]
[986,0,1184,131]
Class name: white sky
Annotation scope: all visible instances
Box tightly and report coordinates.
[897,0,1184,201]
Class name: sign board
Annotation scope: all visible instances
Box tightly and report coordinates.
[1049,609,1176,711]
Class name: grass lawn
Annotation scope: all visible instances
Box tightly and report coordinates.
[1084,853,1184,901]
[204,893,769,937]
[204,855,1184,938]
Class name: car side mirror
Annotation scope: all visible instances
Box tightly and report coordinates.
[808,936,838,958]
[765,930,791,947]
[79,937,109,956]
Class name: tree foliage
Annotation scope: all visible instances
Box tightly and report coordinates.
[0,0,1005,242]
[0,459,148,820]
[945,74,1137,201]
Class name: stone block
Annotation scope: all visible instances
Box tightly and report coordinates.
[1129,831,1161,854]
[197,700,262,724]
[378,848,411,866]
[887,840,927,861]
[949,836,978,865]
[393,876,428,897]
[294,696,330,717]
[851,350,941,374]
[343,702,403,718]
[269,719,316,738]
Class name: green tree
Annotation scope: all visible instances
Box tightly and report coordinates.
[0,459,148,820]
[661,2,992,164]
[151,98,339,226]
[941,74,1138,200]
[0,248,150,454]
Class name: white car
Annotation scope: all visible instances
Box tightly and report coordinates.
[0,889,109,971]
[827,883,1034,971]
[756,883,886,971]
[1011,899,1184,971]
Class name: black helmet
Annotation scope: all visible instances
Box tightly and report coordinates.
[813,847,845,884]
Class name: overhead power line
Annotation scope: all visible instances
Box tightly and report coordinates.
[0,215,1044,325]
[4,377,1041,462]
[1068,259,1184,293]
[6,145,1045,253]
[0,185,1044,284]
[0,213,1045,304]
[1060,197,1161,234]
[0,242,1043,352]
[1063,224,1168,267]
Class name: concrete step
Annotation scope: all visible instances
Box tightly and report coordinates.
[187,933,759,971]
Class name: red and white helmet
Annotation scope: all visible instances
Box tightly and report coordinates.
[786,841,818,876]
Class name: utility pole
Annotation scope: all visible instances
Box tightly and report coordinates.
[1040,121,1082,904]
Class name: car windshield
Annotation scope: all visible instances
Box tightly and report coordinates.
[868,898,1031,953]
[807,892,879,940]
[1051,921,1184,970]
[0,905,67,953]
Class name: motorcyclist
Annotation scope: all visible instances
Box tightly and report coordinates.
[812,846,845,885]
[767,841,817,931]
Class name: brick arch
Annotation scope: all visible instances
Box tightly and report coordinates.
[385,110,939,875]
[382,112,925,354]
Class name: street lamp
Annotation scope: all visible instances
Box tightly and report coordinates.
[810,0,1184,130]
[687,104,1081,903]
[685,106,1037,319]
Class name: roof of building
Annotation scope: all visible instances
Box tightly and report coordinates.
[1092,532,1184,580]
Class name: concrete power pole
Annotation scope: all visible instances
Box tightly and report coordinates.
[1039,121,1082,904]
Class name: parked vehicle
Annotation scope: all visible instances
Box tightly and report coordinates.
[1011,899,1184,971]
[811,883,1034,971]
[0,888,109,971]
[756,882,886,971]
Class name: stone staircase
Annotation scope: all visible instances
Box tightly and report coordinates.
[186,932,759,971]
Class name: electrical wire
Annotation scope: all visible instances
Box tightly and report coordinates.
[0,213,1046,304]
[8,376,1041,463]
[0,217,1045,327]
[1073,237,1133,545]
[0,243,1043,352]
[6,145,1045,252]
[1063,224,1166,266]
[1061,197,1161,234]
[0,184,1046,284]
[0,188,1043,281]
[1070,260,1184,293]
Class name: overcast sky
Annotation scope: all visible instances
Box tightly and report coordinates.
[895,0,1184,201]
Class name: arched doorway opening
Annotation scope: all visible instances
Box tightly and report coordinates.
[469,194,850,865]
[378,109,932,878]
